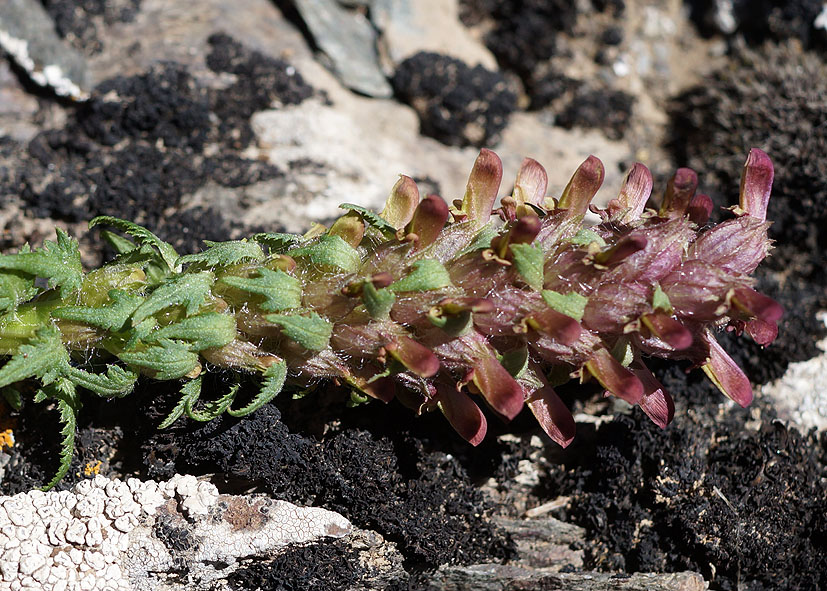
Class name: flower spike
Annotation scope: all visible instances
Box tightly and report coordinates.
[0,149,781,488]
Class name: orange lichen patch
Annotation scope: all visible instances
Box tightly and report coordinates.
[0,428,13,450]
[83,460,103,477]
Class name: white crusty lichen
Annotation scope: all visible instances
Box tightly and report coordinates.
[0,474,352,591]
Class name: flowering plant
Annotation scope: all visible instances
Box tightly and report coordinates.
[0,149,780,488]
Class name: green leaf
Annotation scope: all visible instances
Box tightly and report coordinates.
[390,259,452,292]
[267,312,332,351]
[499,347,530,379]
[158,377,201,429]
[219,268,302,312]
[90,217,180,273]
[99,230,138,256]
[541,290,588,322]
[186,383,238,422]
[361,282,395,320]
[177,240,265,269]
[288,234,361,273]
[63,364,138,397]
[251,232,301,252]
[339,203,396,237]
[130,271,214,325]
[510,243,544,291]
[1,387,21,410]
[39,378,80,491]
[652,284,673,313]
[118,340,200,380]
[53,289,143,332]
[0,271,38,313]
[569,228,606,247]
[146,313,237,351]
[227,359,287,417]
[0,229,82,298]
[0,324,68,389]
[455,223,498,258]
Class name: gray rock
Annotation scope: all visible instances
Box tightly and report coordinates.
[0,0,90,99]
[372,0,497,70]
[291,0,392,97]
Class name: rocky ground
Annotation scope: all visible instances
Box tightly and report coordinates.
[0,0,825,590]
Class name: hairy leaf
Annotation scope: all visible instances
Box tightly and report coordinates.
[146,313,237,351]
[177,240,265,269]
[0,324,68,389]
[340,203,397,237]
[390,259,452,292]
[0,271,38,314]
[39,378,80,491]
[53,289,143,332]
[509,243,544,291]
[267,312,333,351]
[251,232,302,252]
[118,340,200,380]
[158,377,202,429]
[288,234,361,273]
[130,272,214,325]
[219,268,302,312]
[64,364,138,398]
[541,290,588,322]
[227,359,287,416]
[186,383,238,422]
[90,217,180,273]
[0,229,82,298]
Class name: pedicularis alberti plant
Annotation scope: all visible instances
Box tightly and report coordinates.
[0,149,781,489]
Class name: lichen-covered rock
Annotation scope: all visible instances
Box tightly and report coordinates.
[0,474,351,590]
[392,52,517,147]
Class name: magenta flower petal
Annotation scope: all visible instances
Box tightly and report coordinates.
[632,361,675,429]
[527,385,576,447]
[732,287,783,324]
[687,193,713,225]
[408,194,450,250]
[701,332,753,407]
[461,149,503,228]
[660,168,698,217]
[584,348,644,404]
[558,155,605,218]
[471,354,525,421]
[641,312,693,350]
[739,148,774,221]
[386,336,441,378]
[607,162,653,221]
[593,235,648,266]
[436,384,487,446]
[745,317,779,346]
[527,307,582,345]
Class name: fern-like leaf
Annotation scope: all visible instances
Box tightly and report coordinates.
[90,217,180,273]
[227,359,287,417]
[40,378,80,491]
[0,324,68,389]
[63,364,138,398]
[130,272,214,325]
[186,383,238,421]
[177,240,265,269]
[0,229,83,298]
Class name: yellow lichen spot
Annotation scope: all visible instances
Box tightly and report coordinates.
[0,428,14,450]
[83,460,102,477]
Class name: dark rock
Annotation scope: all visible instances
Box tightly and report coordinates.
[392,51,516,148]
[685,0,826,47]
[41,0,142,55]
[458,0,577,79]
[556,85,634,140]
